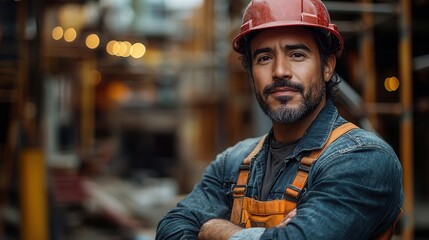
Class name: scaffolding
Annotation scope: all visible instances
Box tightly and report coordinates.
[326,1,414,238]
[0,0,418,239]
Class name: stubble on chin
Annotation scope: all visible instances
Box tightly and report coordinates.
[256,83,325,124]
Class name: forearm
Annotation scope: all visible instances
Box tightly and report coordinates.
[197,208,297,240]
[198,219,243,240]
[156,213,200,240]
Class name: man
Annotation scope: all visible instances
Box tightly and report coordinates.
[156,0,404,239]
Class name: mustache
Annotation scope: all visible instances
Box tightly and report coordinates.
[263,79,304,98]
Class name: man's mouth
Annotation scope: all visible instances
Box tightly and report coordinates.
[263,80,304,98]
[266,87,299,98]
[270,87,298,94]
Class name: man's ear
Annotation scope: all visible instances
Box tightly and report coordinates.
[324,55,336,82]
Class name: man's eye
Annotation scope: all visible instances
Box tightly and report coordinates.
[257,56,271,63]
[291,52,305,59]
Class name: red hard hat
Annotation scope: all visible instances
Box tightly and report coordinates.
[232,0,344,54]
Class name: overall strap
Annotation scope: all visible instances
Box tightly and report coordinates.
[230,135,267,224]
[230,122,358,224]
[284,122,358,211]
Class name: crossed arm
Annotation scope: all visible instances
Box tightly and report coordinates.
[156,145,403,239]
[198,209,297,240]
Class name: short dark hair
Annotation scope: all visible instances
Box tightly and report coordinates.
[240,27,342,100]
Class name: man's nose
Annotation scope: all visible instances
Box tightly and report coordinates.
[272,57,292,80]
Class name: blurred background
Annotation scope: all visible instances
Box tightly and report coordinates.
[0,0,428,239]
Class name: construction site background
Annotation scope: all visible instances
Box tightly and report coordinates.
[1,0,428,239]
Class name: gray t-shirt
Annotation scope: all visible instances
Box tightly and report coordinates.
[260,137,299,201]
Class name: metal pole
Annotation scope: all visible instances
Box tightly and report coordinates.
[80,60,96,155]
[213,0,229,150]
[19,149,49,240]
[361,0,379,130]
[16,0,49,239]
[399,0,414,238]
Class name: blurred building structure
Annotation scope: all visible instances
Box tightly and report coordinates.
[0,0,429,239]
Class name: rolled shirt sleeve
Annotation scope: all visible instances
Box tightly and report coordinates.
[156,152,231,239]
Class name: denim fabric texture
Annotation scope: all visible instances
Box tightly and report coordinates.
[155,100,404,240]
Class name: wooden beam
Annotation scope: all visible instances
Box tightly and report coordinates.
[20,149,48,240]
[399,0,414,238]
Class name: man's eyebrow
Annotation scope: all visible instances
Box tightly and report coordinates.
[252,44,312,60]
[252,47,272,60]
[286,43,312,52]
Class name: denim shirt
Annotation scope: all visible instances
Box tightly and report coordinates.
[155,100,404,240]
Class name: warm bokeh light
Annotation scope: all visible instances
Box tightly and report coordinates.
[85,33,100,49]
[106,81,131,103]
[112,41,121,56]
[122,41,132,57]
[117,41,128,57]
[90,69,102,85]
[106,40,147,58]
[106,40,116,55]
[384,77,400,92]
[51,26,64,40]
[63,28,77,42]
[131,43,146,58]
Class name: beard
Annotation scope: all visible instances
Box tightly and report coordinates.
[255,78,325,124]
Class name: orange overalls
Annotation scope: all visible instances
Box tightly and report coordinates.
[230,122,400,239]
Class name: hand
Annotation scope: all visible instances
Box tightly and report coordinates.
[198,219,243,240]
[276,208,297,228]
